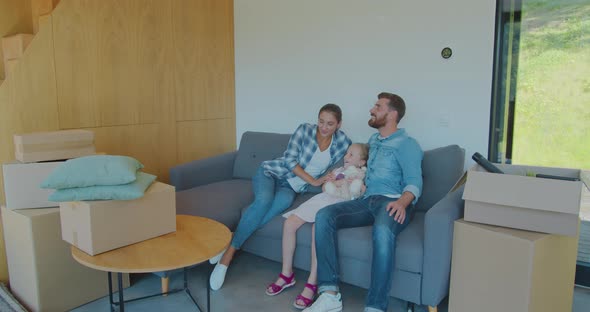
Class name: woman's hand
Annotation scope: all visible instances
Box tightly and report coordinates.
[310,175,327,187]
[324,172,337,182]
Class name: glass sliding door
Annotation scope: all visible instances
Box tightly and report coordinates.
[490,0,590,169]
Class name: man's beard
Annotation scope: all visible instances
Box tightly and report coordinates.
[368,115,386,129]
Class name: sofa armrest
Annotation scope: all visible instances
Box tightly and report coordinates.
[421,185,465,306]
[169,151,237,191]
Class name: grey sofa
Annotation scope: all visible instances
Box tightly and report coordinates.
[171,131,466,309]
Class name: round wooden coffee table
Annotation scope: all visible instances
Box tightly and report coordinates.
[72,215,231,312]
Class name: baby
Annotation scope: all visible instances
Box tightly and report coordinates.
[270,143,369,309]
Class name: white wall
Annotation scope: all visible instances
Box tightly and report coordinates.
[234,0,496,163]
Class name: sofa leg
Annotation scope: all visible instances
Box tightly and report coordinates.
[161,277,169,295]
[428,306,438,312]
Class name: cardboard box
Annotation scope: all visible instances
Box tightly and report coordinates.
[462,164,587,237]
[1,206,130,312]
[14,129,95,163]
[0,212,8,284]
[2,160,62,209]
[449,219,578,312]
[60,181,176,255]
[579,186,590,263]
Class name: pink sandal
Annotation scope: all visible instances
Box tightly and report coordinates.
[265,272,296,296]
[293,283,318,309]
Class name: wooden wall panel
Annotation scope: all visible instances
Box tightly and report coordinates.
[54,0,173,129]
[52,0,100,128]
[94,0,169,127]
[91,124,171,181]
[31,0,61,33]
[176,119,236,164]
[0,15,59,203]
[172,0,235,121]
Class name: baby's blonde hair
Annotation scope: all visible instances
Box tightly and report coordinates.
[351,143,369,162]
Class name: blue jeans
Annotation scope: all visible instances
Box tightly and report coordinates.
[231,166,297,249]
[315,195,413,312]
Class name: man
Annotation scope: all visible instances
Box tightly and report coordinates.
[303,92,423,312]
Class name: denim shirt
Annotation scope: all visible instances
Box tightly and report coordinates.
[364,129,423,204]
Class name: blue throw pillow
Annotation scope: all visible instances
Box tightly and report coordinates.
[48,172,157,202]
[41,155,144,189]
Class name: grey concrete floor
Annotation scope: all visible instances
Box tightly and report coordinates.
[71,252,590,312]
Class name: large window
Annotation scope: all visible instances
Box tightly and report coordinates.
[490,0,590,169]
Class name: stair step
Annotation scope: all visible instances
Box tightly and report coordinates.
[32,0,61,33]
[2,34,34,61]
[3,59,19,79]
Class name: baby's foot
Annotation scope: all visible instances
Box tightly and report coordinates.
[293,283,318,309]
[296,286,315,305]
[265,272,296,296]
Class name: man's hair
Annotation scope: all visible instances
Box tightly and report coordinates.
[319,103,343,123]
[378,92,406,123]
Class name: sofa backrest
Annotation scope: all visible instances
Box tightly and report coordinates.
[233,131,291,179]
[232,132,465,212]
[415,144,465,212]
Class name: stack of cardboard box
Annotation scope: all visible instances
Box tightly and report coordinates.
[0,130,132,312]
[449,163,588,312]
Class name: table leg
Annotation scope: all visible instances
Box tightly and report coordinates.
[207,264,212,312]
[118,273,125,312]
[108,272,114,312]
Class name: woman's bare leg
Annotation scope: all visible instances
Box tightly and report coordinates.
[296,223,318,305]
[268,215,306,290]
[219,246,237,266]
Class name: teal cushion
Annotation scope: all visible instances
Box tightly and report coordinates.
[41,155,144,189]
[48,172,156,202]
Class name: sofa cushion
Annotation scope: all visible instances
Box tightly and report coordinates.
[243,193,316,238]
[176,179,253,230]
[251,197,425,274]
[415,145,465,212]
[233,132,291,179]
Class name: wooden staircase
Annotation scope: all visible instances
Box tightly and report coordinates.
[1,0,59,80]
[0,0,236,287]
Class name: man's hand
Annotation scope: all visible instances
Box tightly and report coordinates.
[385,192,415,224]
[386,200,407,224]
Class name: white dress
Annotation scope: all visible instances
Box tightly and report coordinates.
[282,192,345,223]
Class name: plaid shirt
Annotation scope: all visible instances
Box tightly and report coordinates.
[262,123,351,186]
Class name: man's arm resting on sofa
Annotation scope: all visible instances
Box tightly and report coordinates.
[421,185,465,307]
[169,151,237,191]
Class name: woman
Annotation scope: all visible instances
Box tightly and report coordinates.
[209,103,351,291]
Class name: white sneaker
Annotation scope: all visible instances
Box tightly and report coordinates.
[302,292,342,312]
[209,248,227,264]
[209,263,228,290]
